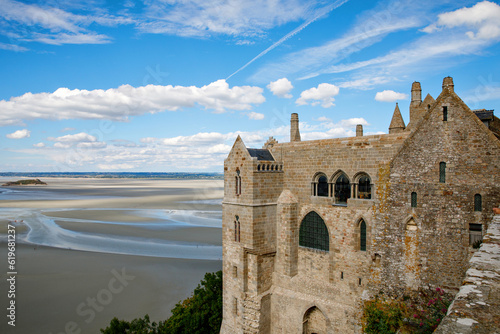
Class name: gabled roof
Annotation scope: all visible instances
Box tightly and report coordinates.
[247,148,275,161]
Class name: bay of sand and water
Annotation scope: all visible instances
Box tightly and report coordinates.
[0,177,223,333]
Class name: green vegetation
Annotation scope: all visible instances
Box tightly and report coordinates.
[362,287,452,334]
[101,270,222,334]
[2,178,47,186]
[472,239,483,249]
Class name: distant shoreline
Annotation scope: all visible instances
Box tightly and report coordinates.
[0,172,223,180]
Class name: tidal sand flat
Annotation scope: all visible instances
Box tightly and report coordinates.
[0,178,223,334]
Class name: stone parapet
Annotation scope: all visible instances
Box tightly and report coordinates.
[434,214,500,333]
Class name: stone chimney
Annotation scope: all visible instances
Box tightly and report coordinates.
[442,76,454,93]
[356,124,363,137]
[410,81,422,125]
[290,113,301,142]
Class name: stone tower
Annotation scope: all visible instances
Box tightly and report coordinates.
[290,113,301,142]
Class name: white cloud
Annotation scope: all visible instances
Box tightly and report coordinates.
[296,83,339,108]
[250,1,423,83]
[47,132,106,149]
[0,0,126,46]
[375,90,408,102]
[0,80,265,126]
[247,112,265,120]
[33,142,45,148]
[423,1,500,40]
[97,163,135,170]
[48,132,97,143]
[13,115,370,171]
[0,42,28,52]
[267,78,294,98]
[138,0,323,38]
[6,129,30,139]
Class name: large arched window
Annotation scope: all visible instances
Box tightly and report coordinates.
[334,173,350,204]
[299,211,329,252]
[357,174,371,199]
[360,220,367,251]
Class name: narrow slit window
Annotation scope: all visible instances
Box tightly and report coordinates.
[474,194,482,212]
[360,220,366,251]
[411,192,417,208]
[439,162,446,183]
[443,106,448,121]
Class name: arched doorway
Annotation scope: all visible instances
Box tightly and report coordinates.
[302,306,327,334]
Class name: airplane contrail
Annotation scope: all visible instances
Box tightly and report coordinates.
[226,0,350,81]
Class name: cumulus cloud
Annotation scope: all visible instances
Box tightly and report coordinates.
[375,90,408,102]
[267,78,294,98]
[33,142,45,148]
[47,132,106,149]
[0,80,265,126]
[12,115,371,171]
[247,112,265,120]
[296,83,339,108]
[6,129,30,139]
[423,1,500,40]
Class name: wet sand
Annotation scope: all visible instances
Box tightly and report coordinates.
[0,244,221,334]
[0,178,224,333]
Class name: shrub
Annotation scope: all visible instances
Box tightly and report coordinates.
[362,287,452,334]
[100,270,222,334]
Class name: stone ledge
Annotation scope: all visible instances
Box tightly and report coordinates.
[434,214,500,334]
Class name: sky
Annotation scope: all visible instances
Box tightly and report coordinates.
[1,0,500,172]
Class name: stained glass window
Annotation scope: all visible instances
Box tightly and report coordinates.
[299,211,329,252]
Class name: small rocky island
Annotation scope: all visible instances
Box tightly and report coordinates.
[2,178,47,186]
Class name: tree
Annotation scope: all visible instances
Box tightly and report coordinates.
[100,270,223,334]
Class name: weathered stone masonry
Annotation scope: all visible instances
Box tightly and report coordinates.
[220,77,500,334]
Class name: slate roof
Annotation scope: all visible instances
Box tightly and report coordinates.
[473,109,494,121]
[247,148,275,161]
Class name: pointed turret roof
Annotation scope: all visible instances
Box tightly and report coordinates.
[389,103,406,133]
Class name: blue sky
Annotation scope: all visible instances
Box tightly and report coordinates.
[1,0,500,172]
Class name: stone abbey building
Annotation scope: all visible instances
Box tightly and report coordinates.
[220,77,500,334]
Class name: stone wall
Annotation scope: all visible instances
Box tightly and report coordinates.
[434,214,500,333]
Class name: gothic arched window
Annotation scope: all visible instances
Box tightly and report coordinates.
[357,175,371,199]
[299,212,329,252]
[334,173,350,204]
[317,175,328,197]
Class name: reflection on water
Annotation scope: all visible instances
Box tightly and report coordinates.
[1,208,222,260]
